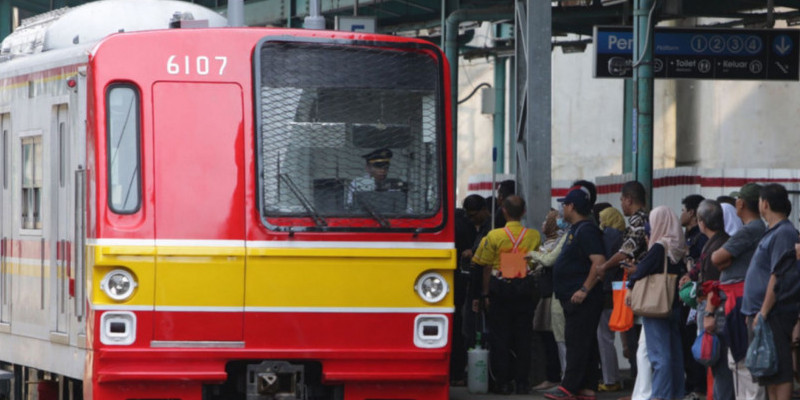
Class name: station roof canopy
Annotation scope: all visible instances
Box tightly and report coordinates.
[6,1,800,45]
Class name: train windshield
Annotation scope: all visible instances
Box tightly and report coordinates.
[255,40,443,229]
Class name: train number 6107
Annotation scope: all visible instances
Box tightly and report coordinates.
[166,55,228,76]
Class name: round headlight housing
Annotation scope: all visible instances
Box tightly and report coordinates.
[414,271,448,304]
[100,269,137,301]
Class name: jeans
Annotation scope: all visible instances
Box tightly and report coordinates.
[643,306,685,400]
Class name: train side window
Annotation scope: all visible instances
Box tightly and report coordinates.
[56,104,68,188]
[2,114,8,189]
[106,85,141,214]
[21,135,43,230]
[59,121,66,187]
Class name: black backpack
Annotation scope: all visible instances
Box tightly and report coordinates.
[773,248,800,303]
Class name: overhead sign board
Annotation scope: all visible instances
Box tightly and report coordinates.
[594,26,799,81]
[335,16,377,33]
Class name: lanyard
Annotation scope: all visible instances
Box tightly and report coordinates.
[503,227,527,253]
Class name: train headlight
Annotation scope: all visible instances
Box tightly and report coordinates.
[100,269,137,301]
[414,272,448,304]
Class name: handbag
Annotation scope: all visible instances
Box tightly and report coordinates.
[692,331,721,367]
[629,244,677,318]
[745,313,778,378]
[609,271,634,332]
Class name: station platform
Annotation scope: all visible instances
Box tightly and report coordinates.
[450,386,634,400]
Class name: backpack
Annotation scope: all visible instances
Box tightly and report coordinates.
[773,248,800,303]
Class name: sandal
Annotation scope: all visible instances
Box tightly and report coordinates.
[544,386,577,400]
[534,381,560,392]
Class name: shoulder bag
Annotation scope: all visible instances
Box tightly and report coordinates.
[629,245,677,318]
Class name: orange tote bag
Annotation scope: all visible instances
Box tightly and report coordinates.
[609,272,634,332]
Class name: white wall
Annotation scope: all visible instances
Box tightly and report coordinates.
[686,79,800,169]
[455,57,495,203]
[457,43,679,204]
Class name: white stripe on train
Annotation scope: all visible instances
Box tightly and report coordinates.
[90,304,454,313]
[88,238,454,250]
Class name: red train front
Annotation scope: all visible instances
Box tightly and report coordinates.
[84,27,454,399]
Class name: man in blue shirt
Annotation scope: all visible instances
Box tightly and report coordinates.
[545,187,607,400]
[741,183,799,400]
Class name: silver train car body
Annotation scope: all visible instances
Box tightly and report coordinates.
[0,0,226,395]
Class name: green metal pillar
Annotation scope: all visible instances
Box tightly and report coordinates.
[0,0,11,41]
[622,79,633,174]
[633,0,654,203]
[493,56,506,174]
[508,55,516,175]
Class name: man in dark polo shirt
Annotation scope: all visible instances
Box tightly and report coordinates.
[544,187,607,400]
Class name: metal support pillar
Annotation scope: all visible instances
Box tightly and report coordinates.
[444,7,513,204]
[633,0,654,203]
[445,7,514,148]
[514,0,551,228]
[509,55,516,175]
[493,56,506,174]
[622,79,633,174]
[0,0,11,41]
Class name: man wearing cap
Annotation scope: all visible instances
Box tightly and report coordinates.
[346,148,405,207]
[711,183,766,400]
[472,195,541,395]
[544,187,606,400]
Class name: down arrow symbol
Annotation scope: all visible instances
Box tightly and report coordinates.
[775,36,792,56]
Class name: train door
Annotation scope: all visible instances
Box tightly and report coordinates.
[53,104,69,334]
[151,83,245,342]
[0,113,10,324]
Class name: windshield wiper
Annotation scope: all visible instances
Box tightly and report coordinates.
[278,174,326,228]
[356,196,390,228]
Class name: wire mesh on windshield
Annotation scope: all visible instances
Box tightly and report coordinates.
[256,40,442,228]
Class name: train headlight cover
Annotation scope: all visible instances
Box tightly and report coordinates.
[414,272,448,304]
[100,269,137,301]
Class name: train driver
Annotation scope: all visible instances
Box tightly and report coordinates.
[346,148,407,209]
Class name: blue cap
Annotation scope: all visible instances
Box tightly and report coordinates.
[557,187,591,214]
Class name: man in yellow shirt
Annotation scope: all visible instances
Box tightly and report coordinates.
[472,195,541,395]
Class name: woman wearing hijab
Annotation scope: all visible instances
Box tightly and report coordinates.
[627,206,687,400]
[721,202,743,236]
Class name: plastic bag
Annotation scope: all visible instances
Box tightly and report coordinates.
[745,313,778,378]
[692,331,720,367]
[679,281,698,308]
[609,273,634,332]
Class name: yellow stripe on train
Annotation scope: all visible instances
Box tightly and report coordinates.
[90,245,456,309]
